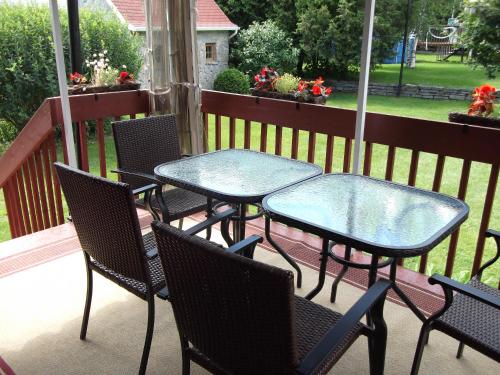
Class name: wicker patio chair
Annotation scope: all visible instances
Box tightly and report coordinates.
[54,162,168,375]
[411,229,500,375]
[152,221,392,375]
[112,114,209,229]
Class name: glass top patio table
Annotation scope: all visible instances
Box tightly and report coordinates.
[263,173,469,258]
[154,149,323,204]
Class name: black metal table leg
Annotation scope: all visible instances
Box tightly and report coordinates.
[305,238,330,300]
[330,244,351,303]
[264,216,302,288]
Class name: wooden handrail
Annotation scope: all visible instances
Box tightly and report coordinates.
[0,100,53,187]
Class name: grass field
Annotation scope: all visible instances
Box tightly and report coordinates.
[370,54,500,89]
[1,94,498,285]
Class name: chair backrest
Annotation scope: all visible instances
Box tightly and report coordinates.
[152,222,299,375]
[54,162,148,283]
[112,114,181,189]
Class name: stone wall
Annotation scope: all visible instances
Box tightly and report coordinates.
[332,81,473,101]
[197,31,230,90]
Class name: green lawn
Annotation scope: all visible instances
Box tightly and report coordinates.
[1,94,498,285]
[370,54,500,89]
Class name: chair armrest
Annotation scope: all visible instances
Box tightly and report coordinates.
[133,184,158,196]
[429,274,500,310]
[486,229,500,239]
[226,235,263,255]
[296,280,391,375]
[475,229,500,279]
[111,168,160,184]
[184,208,237,236]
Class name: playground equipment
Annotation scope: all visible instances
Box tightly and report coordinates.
[421,18,465,61]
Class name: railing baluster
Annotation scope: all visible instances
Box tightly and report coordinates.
[78,121,89,171]
[59,123,69,164]
[16,170,32,234]
[472,163,499,275]
[363,142,373,176]
[229,117,236,149]
[419,154,445,273]
[49,133,65,225]
[4,181,19,238]
[97,118,107,177]
[385,146,396,181]
[34,149,50,229]
[21,162,38,232]
[203,112,209,151]
[307,132,316,163]
[260,123,268,152]
[7,177,24,237]
[244,120,251,149]
[215,115,221,150]
[291,129,299,159]
[27,155,44,230]
[130,114,136,119]
[408,150,420,186]
[445,159,471,277]
[42,139,57,227]
[343,138,352,173]
[324,135,334,173]
[275,125,283,155]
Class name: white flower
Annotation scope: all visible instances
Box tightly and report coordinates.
[93,53,97,57]
[97,61,104,68]
[105,58,109,62]
[103,49,108,54]
[86,63,90,67]
[122,65,127,69]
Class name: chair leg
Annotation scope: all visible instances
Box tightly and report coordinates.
[139,294,155,375]
[80,255,93,340]
[410,323,432,375]
[456,342,465,359]
[180,335,191,375]
[368,297,387,375]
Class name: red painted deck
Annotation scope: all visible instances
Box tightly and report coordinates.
[0,208,445,317]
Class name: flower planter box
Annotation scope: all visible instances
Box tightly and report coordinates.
[251,88,327,105]
[68,82,140,95]
[448,112,500,128]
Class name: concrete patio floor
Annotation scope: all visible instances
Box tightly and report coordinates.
[1,217,498,374]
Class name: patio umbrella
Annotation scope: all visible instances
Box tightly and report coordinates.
[49,0,77,167]
[352,0,376,175]
[144,0,204,155]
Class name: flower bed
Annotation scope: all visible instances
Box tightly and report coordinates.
[68,82,140,95]
[448,112,500,128]
[448,84,499,128]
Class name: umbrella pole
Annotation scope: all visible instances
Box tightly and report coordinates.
[49,0,77,167]
[352,0,376,175]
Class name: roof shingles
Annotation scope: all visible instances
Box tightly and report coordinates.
[110,0,238,30]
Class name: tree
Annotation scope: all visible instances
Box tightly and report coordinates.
[231,20,299,76]
[215,0,272,29]
[462,0,500,78]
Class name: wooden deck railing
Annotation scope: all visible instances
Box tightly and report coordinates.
[200,90,499,281]
[1,89,498,283]
[0,90,150,239]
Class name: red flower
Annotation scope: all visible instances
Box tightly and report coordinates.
[325,87,332,96]
[312,85,322,96]
[254,74,260,82]
[314,76,324,85]
[297,81,305,92]
[120,71,129,79]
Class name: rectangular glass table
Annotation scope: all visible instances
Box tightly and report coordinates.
[263,173,469,321]
[154,148,322,252]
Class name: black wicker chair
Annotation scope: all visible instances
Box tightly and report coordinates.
[55,162,168,374]
[411,229,500,375]
[152,221,392,375]
[112,114,209,228]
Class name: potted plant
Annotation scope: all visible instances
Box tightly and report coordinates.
[250,67,332,104]
[449,84,499,128]
[68,50,140,95]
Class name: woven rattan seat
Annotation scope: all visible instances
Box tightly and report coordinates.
[152,221,391,375]
[436,278,500,358]
[411,229,500,374]
[135,187,207,222]
[54,163,168,375]
[112,114,208,224]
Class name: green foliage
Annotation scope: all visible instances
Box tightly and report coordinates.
[410,0,462,38]
[0,120,17,153]
[232,20,299,76]
[462,0,500,78]
[274,73,301,94]
[215,0,272,29]
[213,68,250,94]
[0,4,142,133]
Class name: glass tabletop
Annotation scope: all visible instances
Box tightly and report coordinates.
[263,174,469,255]
[154,149,323,203]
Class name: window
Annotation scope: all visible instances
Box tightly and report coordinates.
[205,43,217,63]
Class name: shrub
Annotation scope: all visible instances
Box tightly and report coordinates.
[231,20,299,77]
[0,4,143,133]
[213,68,250,94]
[274,73,301,94]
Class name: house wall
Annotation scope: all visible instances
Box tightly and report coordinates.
[197,31,230,90]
